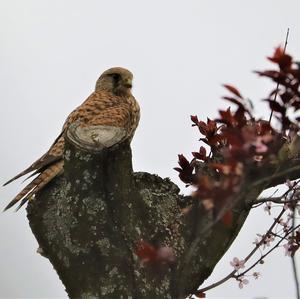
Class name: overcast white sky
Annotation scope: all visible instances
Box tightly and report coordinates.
[0,1,299,298]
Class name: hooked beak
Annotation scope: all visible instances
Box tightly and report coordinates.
[123,77,133,89]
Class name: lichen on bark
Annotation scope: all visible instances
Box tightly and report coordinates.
[26,124,288,298]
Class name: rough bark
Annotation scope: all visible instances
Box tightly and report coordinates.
[26,124,300,299]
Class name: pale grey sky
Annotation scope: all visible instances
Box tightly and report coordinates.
[0,0,299,298]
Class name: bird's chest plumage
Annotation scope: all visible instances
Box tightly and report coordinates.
[125,96,140,131]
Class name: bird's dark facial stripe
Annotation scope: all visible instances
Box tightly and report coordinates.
[107,73,122,86]
[109,73,132,90]
[111,73,121,82]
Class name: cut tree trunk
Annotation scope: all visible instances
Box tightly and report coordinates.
[27,123,295,298]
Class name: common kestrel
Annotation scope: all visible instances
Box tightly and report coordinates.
[3,67,140,211]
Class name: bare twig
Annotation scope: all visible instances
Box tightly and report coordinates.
[268,28,290,123]
[252,180,299,208]
[269,231,289,240]
[237,223,300,278]
[239,186,299,278]
[291,205,300,299]
[195,208,286,295]
[193,181,300,296]
[254,197,299,205]
[291,255,300,299]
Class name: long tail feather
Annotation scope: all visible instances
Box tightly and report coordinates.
[3,154,61,186]
[3,131,65,186]
[4,160,63,211]
[15,197,30,212]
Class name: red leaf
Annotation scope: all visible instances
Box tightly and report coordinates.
[206,119,218,133]
[178,154,190,168]
[197,175,213,191]
[219,108,236,127]
[195,291,206,298]
[176,154,195,184]
[267,46,284,63]
[234,107,247,127]
[223,84,243,98]
[221,129,243,147]
[205,134,225,147]
[280,91,294,104]
[135,240,157,264]
[256,120,273,135]
[192,152,203,160]
[135,240,175,266]
[279,54,292,71]
[222,96,244,108]
[221,211,233,227]
[265,99,286,114]
[255,70,285,83]
[192,146,207,161]
[198,119,218,138]
[267,46,292,71]
[191,115,199,126]
[198,121,207,135]
[199,146,206,155]
[291,68,300,80]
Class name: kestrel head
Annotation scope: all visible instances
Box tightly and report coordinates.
[95,67,133,96]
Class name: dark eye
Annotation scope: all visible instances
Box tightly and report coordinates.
[111,73,121,81]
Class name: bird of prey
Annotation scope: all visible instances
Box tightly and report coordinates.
[3,67,140,211]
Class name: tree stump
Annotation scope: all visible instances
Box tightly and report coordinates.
[27,123,257,298]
